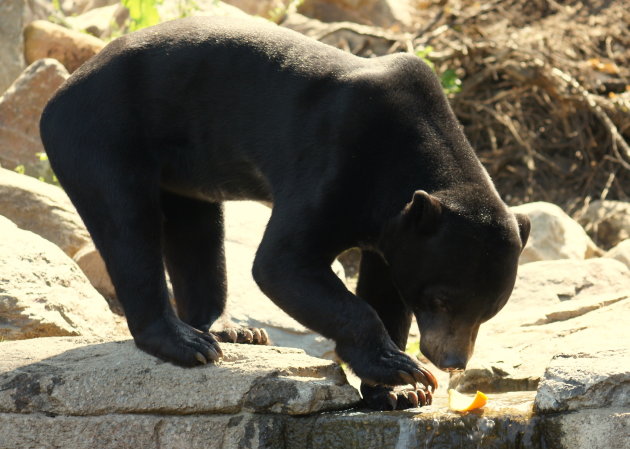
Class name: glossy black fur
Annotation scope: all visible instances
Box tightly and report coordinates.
[41,16,529,409]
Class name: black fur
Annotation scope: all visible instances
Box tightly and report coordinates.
[41,16,529,409]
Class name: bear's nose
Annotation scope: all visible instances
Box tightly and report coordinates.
[439,355,467,372]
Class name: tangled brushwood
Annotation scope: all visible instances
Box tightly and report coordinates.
[314,0,630,214]
[408,0,630,214]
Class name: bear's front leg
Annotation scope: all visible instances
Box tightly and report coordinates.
[252,209,437,394]
[357,250,437,410]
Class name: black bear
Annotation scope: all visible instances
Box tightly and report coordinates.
[40,16,530,410]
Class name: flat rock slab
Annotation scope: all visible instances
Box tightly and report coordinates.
[534,348,630,413]
[0,337,360,416]
[450,258,630,393]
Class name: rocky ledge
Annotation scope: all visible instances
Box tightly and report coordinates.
[1,338,628,449]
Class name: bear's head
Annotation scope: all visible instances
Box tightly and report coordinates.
[380,189,530,372]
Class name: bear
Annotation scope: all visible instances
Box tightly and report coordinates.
[40,16,530,410]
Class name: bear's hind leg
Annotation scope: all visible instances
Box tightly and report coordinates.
[161,192,268,345]
[162,192,227,331]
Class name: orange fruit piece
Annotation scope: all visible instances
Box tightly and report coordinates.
[448,389,488,412]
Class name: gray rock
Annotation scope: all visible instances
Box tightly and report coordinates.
[449,258,630,393]
[534,349,630,413]
[0,216,124,340]
[157,0,261,23]
[0,0,25,94]
[578,199,630,250]
[541,408,630,449]
[605,239,630,269]
[0,168,90,257]
[0,337,359,416]
[297,0,408,28]
[511,202,602,264]
[0,59,69,173]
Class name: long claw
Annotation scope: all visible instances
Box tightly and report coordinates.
[407,390,419,408]
[421,367,439,392]
[212,342,223,358]
[260,328,269,344]
[204,348,217,362]
[226,329,238,343]
[397,370,416,386]
[411,368,430,389]
[252,328,262,343]
[195,352,207,365]
[425,389,433,405]
[242,329,254,343]
[417,389,427,406]
[387,392,398,410]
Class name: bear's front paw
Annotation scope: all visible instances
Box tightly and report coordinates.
[133,316,223,366]
[361,383,433,411]
[336,341,438,391]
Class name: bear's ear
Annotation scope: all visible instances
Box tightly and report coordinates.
[403,190,442,234]
[515,213,531,249]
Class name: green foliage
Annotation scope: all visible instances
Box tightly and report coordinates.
[14,154,59,186]
[122,0,162,31]
[268,0,304,23]
[405,340,420,356]
[415,46,462,96]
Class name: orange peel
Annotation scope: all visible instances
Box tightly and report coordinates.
[448,389,488,412]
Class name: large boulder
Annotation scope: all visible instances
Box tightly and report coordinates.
[0,168,90,257]
[604,239,630,269]
[222,0,292,20]
[0,0,25,94]
[534,349,630,449]
[0,59,69,173]
[0,337,359,416]
[0,216,124,340]
[449,258,630,393]
[24,20,106,73]
[578,200,630,250]
[511,202,601,264]
[297,0,410,28]
[157,0,259,23]
[535,349,629,413]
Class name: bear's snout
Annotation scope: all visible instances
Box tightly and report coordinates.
[418,320,478,373]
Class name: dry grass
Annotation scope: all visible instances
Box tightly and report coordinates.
[408,0,630,214]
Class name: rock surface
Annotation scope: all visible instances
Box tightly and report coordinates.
[0,168,90,256]
[449,258,630,393]
[223,0,292,20]
[72,242,120,312]
[0,337,359,415]
[0,216,123,340]
[24,20,106,73]
[0,0,25,94]
[297,0,408,28]
[512,202,601,263]
[0,59,69,173]
[578,199,630,249]
[605,239,630,269]
[534,349,630,413]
